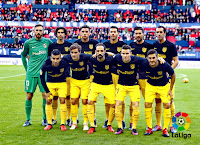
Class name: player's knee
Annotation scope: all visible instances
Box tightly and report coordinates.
[116,100,123,106]
[163,103,170,109]
[155,98,162,103]
[145,102,152,108]
[60,97,65,104]
[26,93,33,100]
[71,99,77,105]
[88,100,94,105]
[42,92,46,99]
[110,104,115,108]
[47,99,52,105]
[132,102,139,107]
[82,99,88,105]
[53,96,58,100]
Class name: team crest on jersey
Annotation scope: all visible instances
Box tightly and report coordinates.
[65,47,69,52]
[142,47,147,53]
[130,64,135,69]
[60,68,64,72]
[105,65,109,70]
[162,47,167,53]
[79,61,84,66]
[89,44,93,50]
[43,43,47,48]
[117,47,121,52]
[158,71,162,75]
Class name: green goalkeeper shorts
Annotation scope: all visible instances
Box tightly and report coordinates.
[25,76,45,93]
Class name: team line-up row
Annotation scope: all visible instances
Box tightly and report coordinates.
[21,24,179,137]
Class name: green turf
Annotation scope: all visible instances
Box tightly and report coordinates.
[0,65,199,145]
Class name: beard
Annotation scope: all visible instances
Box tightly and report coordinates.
[97,54,103,59]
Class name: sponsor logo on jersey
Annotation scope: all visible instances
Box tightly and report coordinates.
[89,44,93,50]
[32,50,47,55]
[60,68,64,72]
[43,43,47,48]
[162,47,167,53]
[117,47,121,52]
[142,47,147,53]
[131,48,135,50]
[79,61,84,66]
[117,64,122,66]
[65,47,69,52]
[105,65,109,70]
[130,64,135,69]
[106,48,110,50]
[158,71,162,75]
[93,65,97,67]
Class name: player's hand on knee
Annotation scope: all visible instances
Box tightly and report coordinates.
[45,92,52,99]
[158,57,165,64]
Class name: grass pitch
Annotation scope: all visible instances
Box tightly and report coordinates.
[0,65,199,145]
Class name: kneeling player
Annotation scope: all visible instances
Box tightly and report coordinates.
[40,49,68,131]
[87,43,115,134]
[143,49,175,137]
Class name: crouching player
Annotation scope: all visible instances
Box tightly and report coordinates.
[144,49,175,137]
[40,49,69,131]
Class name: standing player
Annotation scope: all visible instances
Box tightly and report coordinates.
[40,49,68,131]
[103,26,127,129]
[87,43,115,134]
[129,26,154,130]
[21,24,52,126]
[144,49,175,137]
[48,27,72,126]
[74,25,99,126]
[62,43,91,131]
[114,45,144,135]
[152,26,179,133]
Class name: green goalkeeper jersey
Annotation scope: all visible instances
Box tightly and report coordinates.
[21,37,52,77]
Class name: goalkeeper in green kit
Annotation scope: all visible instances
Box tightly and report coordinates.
[21,24,52,127]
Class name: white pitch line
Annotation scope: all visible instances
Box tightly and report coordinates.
[0,74,25,79]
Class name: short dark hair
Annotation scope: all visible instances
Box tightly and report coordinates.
[157,26,166,33]
[80,25,90,30]
[69,43,82,52]
[147,49,158,56]
[96,43,106,50]
[110,26,118,32]
[51,49,61,56]
[121,45,131,50]
[134,26,144,33]
[55,27,67,36]
[34,24,43,29]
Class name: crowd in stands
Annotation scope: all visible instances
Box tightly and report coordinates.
[0,5,200,23]
[1,26,200,49]
[0,0,17,4]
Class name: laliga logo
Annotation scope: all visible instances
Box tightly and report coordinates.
[172,112,191,131]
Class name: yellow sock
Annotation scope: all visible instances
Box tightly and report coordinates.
[105,103,110,120]
[71,104,78,124]
[129,105,133,123]
[163,108,171,129]
[122,102,125,120]
[145,107,152,128]
[60,104,67,124]
[170,102,175,127]
[66,98,71,120]
[115,105,123,129]
[46,104,52,124]
[94,103,96,119]
[83,104,88,124]
[132,106,139,129]
[107,107,115,125]
[155,103,162,126]
[52,99,58,120]
[87,104,95,127]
